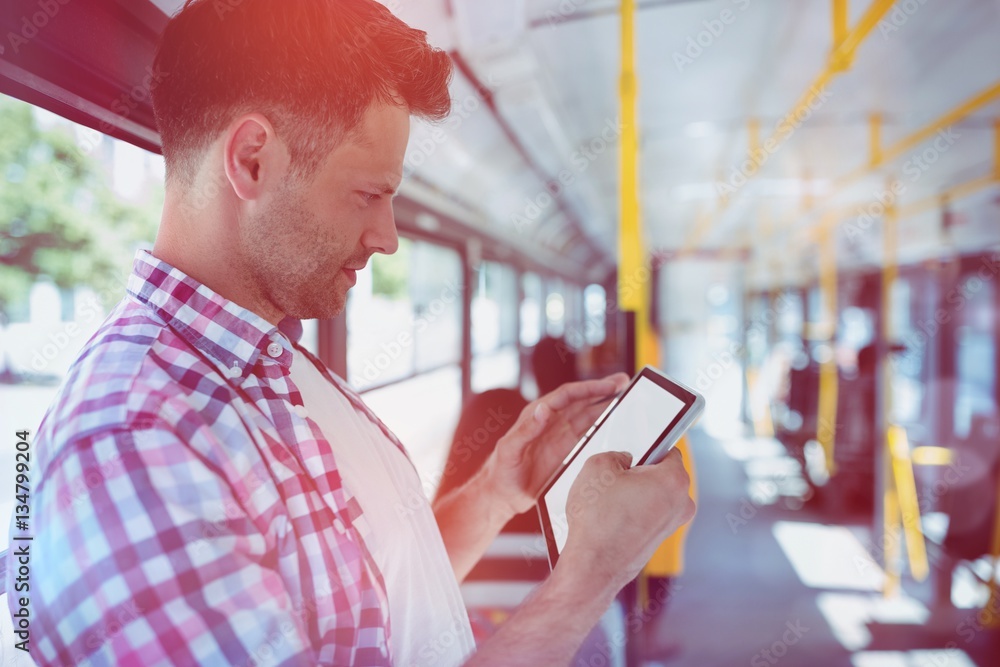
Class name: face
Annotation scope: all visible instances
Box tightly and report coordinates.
[240,102,409,320]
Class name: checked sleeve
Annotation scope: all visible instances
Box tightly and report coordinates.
[20,425,318,667]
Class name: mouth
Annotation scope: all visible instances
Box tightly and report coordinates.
[341,268,358,286]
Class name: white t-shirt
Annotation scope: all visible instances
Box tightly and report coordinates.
[288,348,475,666]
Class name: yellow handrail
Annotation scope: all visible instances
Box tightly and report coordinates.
[887,425,929,582]
[683,0,898,250]
[801,85,1000,240]
[910,446,953,466]
[816,222,838,475]
[985,464,1000,627]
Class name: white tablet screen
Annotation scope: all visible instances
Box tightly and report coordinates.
[542,376,686,553]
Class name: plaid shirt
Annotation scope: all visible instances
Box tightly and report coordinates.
[10,249,412,666]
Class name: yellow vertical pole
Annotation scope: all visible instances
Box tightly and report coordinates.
[881,188,901,595]
[619,0,642,316]
[803,169,814,211]
[880,185,928,590]
[619,0,647,608]
[833,0,849,50]
[990,119,1000,625]
[618,0,656,365]
[817,220,839,476]
[831,0,850,72]
[619,0,695,592]
[884,480,901,597]
[994,118,1000,182]
[888,426,929,581]
[870,114,884,168]
[748,117,761,156]
[986,477,1000,626]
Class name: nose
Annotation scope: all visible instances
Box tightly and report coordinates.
[361,201,399,255]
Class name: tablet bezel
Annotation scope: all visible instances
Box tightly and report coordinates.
[535,365,702,567]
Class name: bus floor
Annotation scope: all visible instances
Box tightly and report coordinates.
[644,429,999,667]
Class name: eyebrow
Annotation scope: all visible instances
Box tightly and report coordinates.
[370,180,401,197]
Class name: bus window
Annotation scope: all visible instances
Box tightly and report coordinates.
[412,243,463,373]
[520,272,543,347]
[0,94,162,557]
[347,239,463,388]
[299,318,319,356]
[776,290,804,346]
[745,292,770,369]
[890,278,922,427]
[954,276,996,440]
[471,261,519,391]
[349,239,464,491]
[348,237,417,387]
[583,283,607,347]
[545,278,566,337]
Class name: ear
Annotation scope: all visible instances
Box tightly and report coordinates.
[223,113,288,201]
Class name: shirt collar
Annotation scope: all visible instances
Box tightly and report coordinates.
[126,249,302,382]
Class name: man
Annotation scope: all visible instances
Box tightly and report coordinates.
[9,0,695,664]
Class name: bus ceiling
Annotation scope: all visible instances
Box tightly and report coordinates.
[0,0,609,285]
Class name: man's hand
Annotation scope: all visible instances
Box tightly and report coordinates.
[559,448,696,592]
[464,447,695,667]
[477,373,631,518]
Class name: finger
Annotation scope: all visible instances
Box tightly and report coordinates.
[542,373,630,411]
[612,450,634,470]
[565,397,619,435]
[648,448,690,482]
[502,401,552,455]
[588,449,633,473]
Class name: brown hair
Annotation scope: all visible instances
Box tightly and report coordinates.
[151,0,452,184]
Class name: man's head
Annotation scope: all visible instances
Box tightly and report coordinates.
[150,0,452,320]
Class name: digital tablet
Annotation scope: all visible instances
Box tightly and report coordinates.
[536,365,705,567]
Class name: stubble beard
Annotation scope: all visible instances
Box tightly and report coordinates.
[241,185,352,321]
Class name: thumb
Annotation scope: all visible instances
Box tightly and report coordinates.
[508,401,550,448]
[612,450,634,470]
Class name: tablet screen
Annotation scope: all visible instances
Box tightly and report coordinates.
[542,375,687,554]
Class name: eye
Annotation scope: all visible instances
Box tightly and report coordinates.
[360,191,381,205]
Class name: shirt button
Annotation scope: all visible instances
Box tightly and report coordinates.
[226,364,243,379]
[266,342,283,358]
[293,404,309,419]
